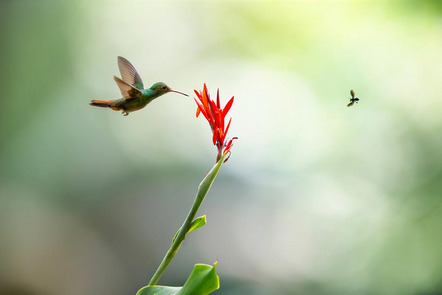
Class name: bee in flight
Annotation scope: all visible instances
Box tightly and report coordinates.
[347,89,360,107]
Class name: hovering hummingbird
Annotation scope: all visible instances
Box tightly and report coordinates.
[90,56,188,116]
[347,89,360,107]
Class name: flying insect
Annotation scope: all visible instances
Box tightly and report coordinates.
[347,89,359,107]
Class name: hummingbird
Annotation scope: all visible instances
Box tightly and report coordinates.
[347,89,360,107]
[90,56,188,116]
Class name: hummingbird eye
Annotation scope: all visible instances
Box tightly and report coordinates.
[162,86,167,90]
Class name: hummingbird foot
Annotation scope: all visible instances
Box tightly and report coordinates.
[123,111,129,116]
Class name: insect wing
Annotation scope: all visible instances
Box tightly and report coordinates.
[350,89,355,98]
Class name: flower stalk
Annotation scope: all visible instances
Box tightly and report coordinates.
[148,153,226,286]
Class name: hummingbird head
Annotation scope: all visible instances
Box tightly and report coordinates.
[151,82,188,97]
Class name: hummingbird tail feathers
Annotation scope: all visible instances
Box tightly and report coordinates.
[90,100,112,108]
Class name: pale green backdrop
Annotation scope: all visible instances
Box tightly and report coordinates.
[1,1,441,294]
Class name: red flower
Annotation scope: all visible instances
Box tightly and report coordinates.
[194,83,237,162]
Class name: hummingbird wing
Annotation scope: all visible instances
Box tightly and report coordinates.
[350,89,355,98]
[117,56,144,89]
[347,101,354,107]
[114,76,142,99]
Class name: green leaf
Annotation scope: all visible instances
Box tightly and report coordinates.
[178,262,219,295]
[188,215,207,234]
[136,286,181,295]
[137,262,219,295]
[172,215,207,243]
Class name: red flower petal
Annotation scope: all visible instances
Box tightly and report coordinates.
[194,98,209,120]
[211,100,224,133]
[223,96,234,118]
[201,84,209,109]
[223,137,238,155]
[212,128,218,145]
[224,118,232,140]
[194,89,202,99]
[209,99,218,121]
[219,111,224,134]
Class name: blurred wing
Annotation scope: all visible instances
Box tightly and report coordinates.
[347,101,354,107]
[117,56,144,89]
[114,76,142,99]
[350,89,355,98]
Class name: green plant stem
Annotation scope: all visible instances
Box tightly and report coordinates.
[148,155,225,286]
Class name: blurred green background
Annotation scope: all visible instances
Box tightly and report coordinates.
[1,1,442,294]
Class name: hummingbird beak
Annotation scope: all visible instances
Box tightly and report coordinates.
[169,89,188,96]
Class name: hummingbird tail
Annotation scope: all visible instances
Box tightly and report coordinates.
[90,100,112,108]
